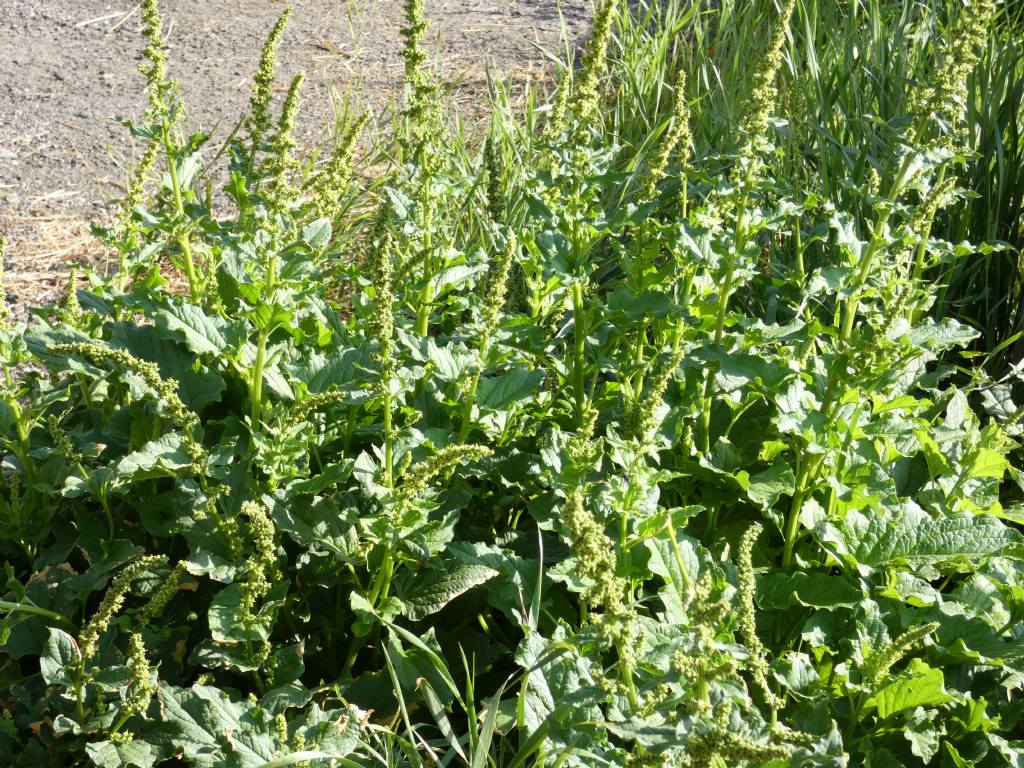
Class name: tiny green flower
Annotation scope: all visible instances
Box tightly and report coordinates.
[79,555,167,662]
[248,6,293,150]
[140,561,186,623]
[265,71,306,215]
[0,235,9,324]
[311,113,368,222]
[737,524,782,710]
[571,0,618,134]
[123,633,156,720]
[864,621,941,683]
[642,69,691,206]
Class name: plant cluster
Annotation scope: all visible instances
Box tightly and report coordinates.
[2,0,1024,766]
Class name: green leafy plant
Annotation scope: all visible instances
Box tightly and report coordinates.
[2,0,1023,766]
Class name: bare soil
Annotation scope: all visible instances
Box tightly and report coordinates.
[0,0,590,310]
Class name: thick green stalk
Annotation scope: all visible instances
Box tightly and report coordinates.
[163,125,201,302]
[250,332,269,428]
[571,281,587,427]
[382,386,394,488]
[0,600,76,630]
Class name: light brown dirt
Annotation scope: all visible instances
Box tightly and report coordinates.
[0,0,591,311]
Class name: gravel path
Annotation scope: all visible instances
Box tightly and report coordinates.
[0,0,591,308]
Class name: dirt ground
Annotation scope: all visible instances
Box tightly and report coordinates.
[0,0,591,310]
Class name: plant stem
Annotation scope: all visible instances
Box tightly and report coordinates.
[163,125,201,303]
[0,600,76,630]
[571,280,587,426]
[250,330,269,428]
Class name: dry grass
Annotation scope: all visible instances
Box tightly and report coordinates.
[1,212,109,313]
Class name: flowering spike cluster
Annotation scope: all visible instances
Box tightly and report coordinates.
[123,633,156,719]
[242,500,279,596]
[545,76,572,144]
[238,501,278,661]
[49,342,200,437]
[682,727,791,768]
[395,444,492,507]
[671,573,734,716]
[47,415,82,464]
[483,132,505,221]
[563,486,633,644]
[478,236,517,343]
[265,71,306,214]
[59,266,83,328]
[0,236,9,325]
[733,0,796,179]
[626,347,684,442]
[369,224,396,407]
[910,177,956,238]
[910,0,996,149]
[736,524,782,710]
[642,69,692,205]
[400,0,442,163]
[287,390,346,427]
[79,555,168,661]
[561,409,635,657]
[247,6,292,150]
[571,0,618,131]
[140,561,185,623]
[116,142,159,239]
[139,0,177,120]
[864,621,941,683]
[274,712,289,750]
[311,113,368,221]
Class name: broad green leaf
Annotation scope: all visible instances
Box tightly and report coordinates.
[817,505,1021,574]
[85,739,162,768]
[398,562,497,621]
[149,685,276,767]
[874,659,954,719]
[758,572,862,610]
[300,218,332,248]
[111,434,195,484]
[140,297,244,357]
[39,628,80,685]
[477,367,544,411]
[746,460,795,509]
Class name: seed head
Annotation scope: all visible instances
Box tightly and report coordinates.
[265,70,305,215]
[400,0,442,163]
[478,235,517,344]
[483,132,505,221]
[311,113,368,222]
[0,236,9,324]
[139,0,177,119]
[643,69,692,205]
[123,633,156,719]
[395,444,493,509]
[864,621,941,683]
[910,0,996,149]
[733,0,795,183]
[59,266,83,328]
[737,524,782,710]
[47,415,82,464]
[140,561,185,623]
[626,346,684,443]
[49,343,201,444]
[79,555,168,662]
[248,6,292,150]
[571,0,618,133]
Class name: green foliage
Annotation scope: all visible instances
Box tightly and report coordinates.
[2,0,1024,766]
